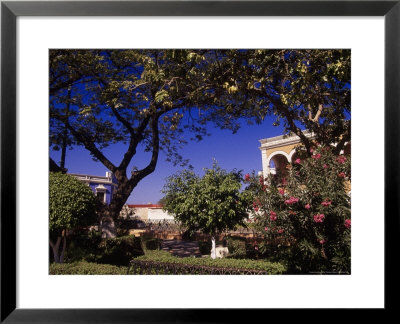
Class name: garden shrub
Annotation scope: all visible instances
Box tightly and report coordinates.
[245,144,351,274]
[226,236,247,259]
[65,229,103,263]
[98,235,144,266]
[50,261,127,275]
[49,172,98,263]
[144,238,162,250]
[140,233,162,251]
[65,231,144,266]
[198,241,212,255]
[129,250,287,274]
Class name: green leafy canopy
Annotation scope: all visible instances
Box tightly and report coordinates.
[161,162,251,235]
[49,172,98,234]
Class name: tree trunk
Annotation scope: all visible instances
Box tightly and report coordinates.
[98,176,136,238]
[49,236,62,263]
[100,215,117,239]
[210,236,216,259]
[60,83,71,170]
[59,234,67,263]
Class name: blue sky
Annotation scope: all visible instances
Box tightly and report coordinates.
[50,115,286,204]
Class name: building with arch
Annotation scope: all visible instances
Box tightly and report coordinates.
[259,131,351,179]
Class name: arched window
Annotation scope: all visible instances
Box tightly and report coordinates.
[95,184,107,204]
[268,153,290,178]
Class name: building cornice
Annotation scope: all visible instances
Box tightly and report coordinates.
[259,131,314,150]
[70,174,118,186]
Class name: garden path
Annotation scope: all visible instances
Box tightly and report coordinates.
[161,240,202,258]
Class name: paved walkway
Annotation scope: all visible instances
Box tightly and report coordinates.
[161,240,202,258]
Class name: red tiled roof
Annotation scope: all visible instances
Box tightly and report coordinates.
[127,204,163,208]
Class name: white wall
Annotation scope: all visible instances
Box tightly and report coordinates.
[147,208,175,221]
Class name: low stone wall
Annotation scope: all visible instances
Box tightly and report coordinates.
[129,229,259,241]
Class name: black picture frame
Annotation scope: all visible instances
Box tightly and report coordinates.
[1,0,399,322]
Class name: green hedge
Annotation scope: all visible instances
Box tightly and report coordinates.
[130,250,287,274]
[50,261,127,275]
[66,233,144,266]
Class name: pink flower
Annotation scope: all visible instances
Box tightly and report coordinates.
[338,172,346,178]
[279,188,285,195]
[264,227,269,231]
[259,176,264,185]
[321,200,332,207]
[336,156,347,164]
[254,207,259,212]
[323,164,329,169]
[310,148,314,153]
[305,204,311,210]
[244,173,251,181]
[254,246,259,251]
[313,213,325,223]
[277,228,284,234]
[312,153,321,159]
[270,211,277,221]
[319,239,326,244]
[344,219,351,229]
[289,211,297,215]
[294,158,301,164]
[285,197,299,205]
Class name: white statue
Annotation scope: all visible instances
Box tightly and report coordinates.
[216,246,229,258]
[211,237,216,259]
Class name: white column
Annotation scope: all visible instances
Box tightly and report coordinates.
[260,148,270,178]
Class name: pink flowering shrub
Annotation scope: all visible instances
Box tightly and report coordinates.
[244,144,351,273]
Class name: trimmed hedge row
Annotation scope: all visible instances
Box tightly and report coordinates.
[130,250,287,274]
[50,261,127,275]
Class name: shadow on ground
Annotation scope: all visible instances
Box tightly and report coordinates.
[161,240,202,257]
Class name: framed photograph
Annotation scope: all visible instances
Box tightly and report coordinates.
[1,0,398,322]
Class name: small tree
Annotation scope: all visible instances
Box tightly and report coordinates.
[49,172,98,263]
[162,163,250,258]
[245,144,351,273]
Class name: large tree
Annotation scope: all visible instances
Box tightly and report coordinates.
[50,49,350,237]
[50,50,238,237]
[205,50,351,155]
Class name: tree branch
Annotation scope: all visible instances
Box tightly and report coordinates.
[312,104,324,123]
[118,115,151,170]
[53,116,117,172]
[109,105,135,135]
[264,93,313,154]
[129,115,160,185]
